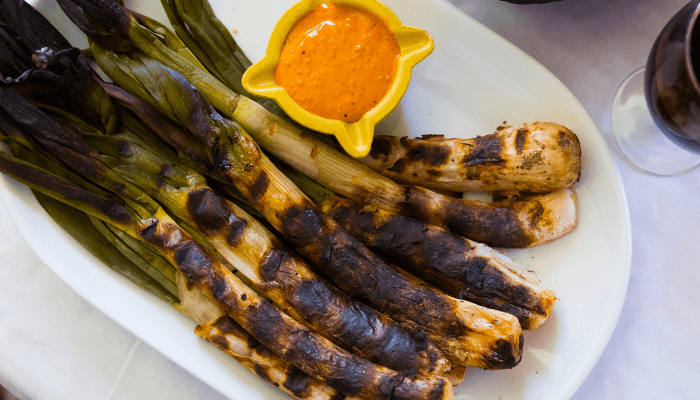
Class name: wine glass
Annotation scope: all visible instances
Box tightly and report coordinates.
[610,0,700,175]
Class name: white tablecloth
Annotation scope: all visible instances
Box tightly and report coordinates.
[1,0,699,399]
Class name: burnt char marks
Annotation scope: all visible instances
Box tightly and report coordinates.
[253,343,274,359]
[248,336,261,350]
[212,141,233,173]
[323,376,364,398]
[282,366,314,399]
[428,380,448,400]
[227,218,247,245]
[259,248,285,282]
[387,140,451,173]
[310,225,377,300]
[208,270,231,305]
[447,204,531,248]
[520,151,544,170]
[278,200,325,248]
[171,240,225,299]
[285,330,371,397]
[139,222,160,243]
[406,142,451,167]
[406,187,532,247]
[248,172,270,205]
[378,373,407,399]
[484,337,523,370]
[186,188,248,245]
[293,275,431,373]
[386,158,405,173]
[515,127,528,154]
[117,140,134,155]
[357,323,432,373]
[245,299,286,349]
[212,316,246,338]
[139,218,426,395]
[159,163,173,178]
[367,214,477,274]
[187,188,230,234]
[368,135,394,159]
[253,364,275,386]
[360,213,479,295]
[172,239,212,272]
[282,203,463,363]
[558,128,582,182]
[290,278,332,321]
[322,198,377,235]
[459,256,540,321]
[368,222,541,323]
[463,134,504,167]
[278,196,475,374]
[557,128,581,156]
[269,217,444,375]
[140,218,240,312]
[307,206,460,332]
[463,257,490,286]
[208,331,231,351]
[527,201,545,226]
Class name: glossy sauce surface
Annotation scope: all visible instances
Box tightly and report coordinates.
[274,3,400,122]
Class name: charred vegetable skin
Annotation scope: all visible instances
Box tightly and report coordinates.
[182,191,448,376]
[53,0,575,249]
[93,128,448,376]
[0,15,452,396]
[180,273,454,400]
[403,186,578,248]
[361,122,581,194]
[84,43,523,369]
[322,197,557,329]
[0,109,451,400]
[143,212,449,400]
[178,272,361,400]
[251,171,524,369]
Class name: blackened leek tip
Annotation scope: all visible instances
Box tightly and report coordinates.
[32,47,56,69]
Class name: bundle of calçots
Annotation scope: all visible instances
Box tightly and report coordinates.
[0,31,453,400]
[0,0,583,398]
[53,0,579,249]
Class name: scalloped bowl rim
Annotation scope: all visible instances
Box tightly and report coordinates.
[242,0,434,157]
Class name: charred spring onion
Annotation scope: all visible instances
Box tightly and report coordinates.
[54,0,576,249]
[360,122,581,194]
[85,129,449,376]
[245,162,557,330]
[0,9,454,396]
[0,0,581,397]
[86,48,524,369]
[0,88,451,400]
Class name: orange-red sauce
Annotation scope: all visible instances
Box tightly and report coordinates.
[274,3,400,122]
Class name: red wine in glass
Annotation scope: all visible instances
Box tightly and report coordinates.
[611,0,700,175]
[646,0,700,154]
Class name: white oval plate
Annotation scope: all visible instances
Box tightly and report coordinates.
[3,1,631,399]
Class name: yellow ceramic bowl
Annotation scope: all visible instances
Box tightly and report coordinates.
[242,0,434,158]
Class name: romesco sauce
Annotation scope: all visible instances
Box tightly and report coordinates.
[274,3,400,123]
